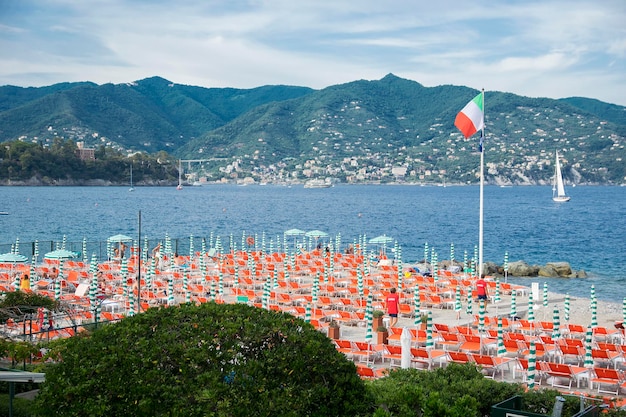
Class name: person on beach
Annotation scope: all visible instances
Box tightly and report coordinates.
[20,273,30,291]
[476,274,489,312]
[386,287,400,328]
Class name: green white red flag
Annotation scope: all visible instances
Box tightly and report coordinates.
[454,92,484,139]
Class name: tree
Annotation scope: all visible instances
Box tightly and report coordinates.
[34,302,372,416]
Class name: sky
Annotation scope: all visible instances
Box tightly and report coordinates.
[1,0,625,106]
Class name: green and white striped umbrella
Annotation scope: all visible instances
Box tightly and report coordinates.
[128,292,135,316]
[454,285,462,314]
[584,324,593,368]
[622,297,626,325]
[167,275,175,305]
[590,285,598,327]
[262,275,271,310]
[503,251,509,277]
[466,294,473,316]
[528,293,535,323]
[218,269,224,298]
[33,240,39,261]
[542,282,548,308]
[551,306,560,341]
[184,273,191,303]
[365,294,373,342]
[450,243,455,262]
[396,246,403,289]
[414,286,421,327]
[425,310,434,349]
[312,272,320,304]
[54,276,61,300]
[424,242,429,264]
[478,299,486,332]
[431,249,438,282]
[494,278,501,304]
[82,237,88,263]
[496,317,506,357]
[527,341,536,389]
[189,234,194,259]
[357,269,364,299]
[305,302,311,323]
[463,250,469,275]
[510,291,516,317]
[564,294,570,322]
[29,259,36,288]
[233,263,239,287]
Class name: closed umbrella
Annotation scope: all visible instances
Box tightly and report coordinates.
[413,286,421,327]
[503,251,509,282]
[400,328,411,369]
[454,285,462,320]
[494,278,501,304]
[564,294,570,322]
[510,291,516,318]
[184,273,191,303]
[478,299,486,332]
[466,294,473,318]
[423,242,429,264]
[496,317,506,357]
[584,324,593,368]
[128,291,135,316]
[167,275,175,305]
[425,310,434,349]
[528,293,535,324]
[450,242,455,263]
[527,341,536,389]
[312,272,319,304]
[590,285,598,327]
[551,306,560,341]
[365,294,373,342]
[305,302,311,323]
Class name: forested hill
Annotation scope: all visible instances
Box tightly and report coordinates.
[1,74,625,185]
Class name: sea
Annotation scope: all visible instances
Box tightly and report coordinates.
[1,184,625,304]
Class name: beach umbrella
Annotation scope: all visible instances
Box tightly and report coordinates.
[218,269,224,298]
[478,299,486,332]
[425,310,434,349]
[29,259,36,288]
[33,240,39,261]
[450,242,455,262]
[564,294,570,322]
[82,237,87,263]
[183,273,190,303]
[312,272,319,304]
[503,251,509,282]
[189,235,194,259]
[424,242,429,264]
[463,250,468,275]
[510,291,516,318]
[454,285,462,320]
[466,295,473,317]
[496,317,506,357]
[14,237,20,255]
[54,276,61,300]
[167,275,175,305]
[401,328,411,369]
[551,306,560,341]
[364,294,373,343]
[413,286,421,327]
[494,278,501,304]
[584,324,593,368]
[44,249,77,260]
[305,302,311,323]
[128,290,135,316]
[527,341,536,389]
[623,297,626,326]
[528,293,535,323]
[590,285,598,327]
[542,282,548,308]
[357,269,364,299]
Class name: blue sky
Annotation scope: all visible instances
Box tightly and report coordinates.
[1,0,625,105]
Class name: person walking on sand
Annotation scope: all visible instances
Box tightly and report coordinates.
[476,274,489,312]
[386,287,400,328]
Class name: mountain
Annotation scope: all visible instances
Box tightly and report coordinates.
[0,76,313,153]
[1,74,624,185]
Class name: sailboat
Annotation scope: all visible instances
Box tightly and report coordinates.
[552,151,570,202]
[128,164,135,192]
[176,159,183,190]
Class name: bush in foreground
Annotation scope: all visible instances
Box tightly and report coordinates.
[33,302,372,416]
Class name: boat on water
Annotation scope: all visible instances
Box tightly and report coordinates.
[304,179,332,189]
[552,151,570,202]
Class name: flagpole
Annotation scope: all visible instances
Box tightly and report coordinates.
[478,89,485,279]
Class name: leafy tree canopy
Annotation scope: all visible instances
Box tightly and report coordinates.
[34,302,372,416]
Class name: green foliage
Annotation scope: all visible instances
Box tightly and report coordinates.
[369,364,524,417]
[0,291,57,323]
[0,394,36,417]
[33,302,372,416]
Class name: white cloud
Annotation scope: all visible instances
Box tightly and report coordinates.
[0,0,624,105]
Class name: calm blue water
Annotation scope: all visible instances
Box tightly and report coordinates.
[1,185,625,303]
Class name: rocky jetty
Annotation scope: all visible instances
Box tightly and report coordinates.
[414,259,587,278]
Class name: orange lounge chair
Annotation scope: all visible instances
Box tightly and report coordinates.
[590,367,624,396]
[472,354,514,380]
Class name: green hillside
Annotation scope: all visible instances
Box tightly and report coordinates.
[0,74,624,185]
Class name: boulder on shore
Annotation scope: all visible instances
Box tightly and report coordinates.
[507,260,539,277]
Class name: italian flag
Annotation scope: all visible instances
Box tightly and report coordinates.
[454,92,484,139]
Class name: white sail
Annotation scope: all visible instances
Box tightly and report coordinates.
[552,151,570,202]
